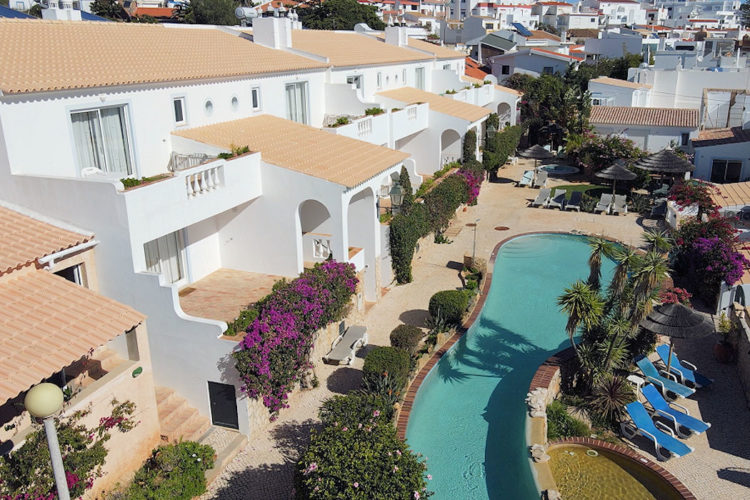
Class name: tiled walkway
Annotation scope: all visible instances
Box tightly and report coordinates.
[179,268,281,323]
[201,160,749,499]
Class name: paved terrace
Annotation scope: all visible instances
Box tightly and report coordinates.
[202,159,750,499]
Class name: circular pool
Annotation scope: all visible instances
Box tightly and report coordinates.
[540,164,580,176]
[405,234,616,499]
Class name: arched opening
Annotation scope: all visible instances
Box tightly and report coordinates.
[497,102,512,126]
[297,199,333,268]
[440,129,461,166]
[347,188,377,301]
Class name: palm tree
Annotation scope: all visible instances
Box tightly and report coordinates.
[607,247,641,302]
[601,316,633,374]
[587,237,615,291]
[633,250,670,304]
[587,374,635,424]
[642,229,672,255]
[558,281,604,356]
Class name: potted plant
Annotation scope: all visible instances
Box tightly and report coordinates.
[714,312,735,363]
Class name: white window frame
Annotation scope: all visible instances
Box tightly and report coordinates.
[285,81,310,125]
[172,96,186,126]
[711,159,743,184]
[346,74,364,98]
[415,67,425,90]
[251,87,262,111]
[143,230,188,286]
[402,69,407,84]
[377,72,383,89]
[70,104,135,177]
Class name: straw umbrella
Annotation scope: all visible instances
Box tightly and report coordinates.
[632,150,695,177]
[595,160,637,195]
[519,144,555,169]
[639,303,715,373]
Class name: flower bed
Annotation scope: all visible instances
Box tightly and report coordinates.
[232,261,358,419]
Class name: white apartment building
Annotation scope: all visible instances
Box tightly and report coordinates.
[0,18,518,438]
[589,76,652,106]
[583,0,647,26]
[647,1,741,29]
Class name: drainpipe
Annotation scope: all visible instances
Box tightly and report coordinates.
[38,240,100,269]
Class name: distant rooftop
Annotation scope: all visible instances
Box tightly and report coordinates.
[378,86,491,122]
[591,106,699,128]
[693,127,750,148]
[590,76,652,89]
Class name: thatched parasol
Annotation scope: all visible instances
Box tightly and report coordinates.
[640,303,715,372]
[595,160,637,194]
[632,149,695,175]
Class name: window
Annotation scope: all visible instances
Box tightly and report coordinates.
[346,75,363,97]
[204,99,214,116]
[231,96,239,111]
[173,97,185,125]
[680,132,689,146]
[415,67,425,90]
[144,230,186,285]
[14,1,23,9]
[71,106,133,175]
[592,98,602,105]
[443,64,451,70]
[711,160,743,183]
[251,87,261,111]
[402,69,407,84]
[501,65,510,75]
[55,264,83,286]
[542,66,554,75]
[285,82,309,124]
[377,72,383,88]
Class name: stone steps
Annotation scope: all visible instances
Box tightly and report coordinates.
[155,386,211,443]
[198,426,247,485]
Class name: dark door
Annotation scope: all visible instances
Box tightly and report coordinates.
[208,382,239,430]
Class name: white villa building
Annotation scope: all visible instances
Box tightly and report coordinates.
[0,18,519,442]
[583,0,647,26]
[589,106,700,151]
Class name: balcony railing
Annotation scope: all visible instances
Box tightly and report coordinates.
[168,152,215,172]
[185,163,223,198]
[357,118,373,137]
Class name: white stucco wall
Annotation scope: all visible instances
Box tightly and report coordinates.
[693,141,750,182]
[592,124,698,152]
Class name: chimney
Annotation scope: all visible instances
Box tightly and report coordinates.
[385,26,409,47]
[253,16,293,50]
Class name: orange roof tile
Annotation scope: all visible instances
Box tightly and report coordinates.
[528,30,561,41]
[590,106,699,128]
[378,86,490,122]
[0,270,144,403]
[0,204,92,275]
[693,127,750,148]
[132,7,175,17]
[531,48,583,61]
[0,20,327,94]
[590,76,652,89]
[292,30,432,67]
[374,34,463,60]
[173,115,409,188]
[465,56,489,79]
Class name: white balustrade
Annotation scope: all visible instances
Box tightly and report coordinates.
[184,164,223,198]
[407,106,417,120]
[357,118,373,137]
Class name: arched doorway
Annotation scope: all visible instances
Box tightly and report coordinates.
[347,188,377,301]
[440,129,461,167]
[297,199,333,269]
[497,102,511,126]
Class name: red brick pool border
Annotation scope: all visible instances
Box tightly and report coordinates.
[548,438,697,500]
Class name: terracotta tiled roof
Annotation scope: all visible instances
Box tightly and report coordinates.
[0,204,92,275]
[173,115,409,188]
[536,2,573,6]
[461,74,523,96]
[590,106,699,128]
[531,48,583,61]
[465,56,489,79]
[528,30,561,41]
[378,86,490,122]
[132,7,175,17]
[0,20,327,94]
[374,34,463,59]
[693,127,750,148]
[590,76,652,89]
[292,30,432,67]
[0,270,144,403]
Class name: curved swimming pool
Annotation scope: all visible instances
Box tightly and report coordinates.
[540,164,580,176]
[405,234,616,500]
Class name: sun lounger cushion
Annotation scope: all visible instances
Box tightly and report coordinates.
[531,188,551,207]
[548,189,566,209]
[656,344,713,388]
[323,326,368,365]
[642,384,710,435]
[595,193,613,214]
[635,356,695,399]
[624,402,693,459]
[565,191,582,211]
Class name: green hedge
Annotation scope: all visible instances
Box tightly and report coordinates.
[319,392,395,428]
[389,324,424,355]
[363,346,411,389]
[463,128,477,162]
[546,401,590,440]
[428,290,469,325]
[494,125,524,167]
[124,441,215,500]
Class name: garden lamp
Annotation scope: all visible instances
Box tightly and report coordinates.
[25,383,70,500]
[389,182,405,214]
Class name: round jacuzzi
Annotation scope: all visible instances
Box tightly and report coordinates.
[540,164,580,176]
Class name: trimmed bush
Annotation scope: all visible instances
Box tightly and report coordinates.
[319,392,394,428]
[389,324,423,355]
[463,128,477,162]
[362,346,411,391]
[295,420,430,499]
[428,290,469,325]
[124,441,215,500]
[546,401,590,440]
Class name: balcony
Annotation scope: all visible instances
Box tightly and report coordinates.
[390,103,429,142]
[119,153,262,245]
[327,112,390,146]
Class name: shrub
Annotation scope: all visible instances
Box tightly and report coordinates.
[365,107,384,116]
[225,307,258,336]
[463,129,477,162]
[233,261,358,418]
[580,193,597,213]
[120,175,169,189]
[658,287,692,305]
[546,400,590,440]
[691,236,749,287]
[362,346,411,394]
[493,125,523,167]
[423,174,468,233]
[125,441,215,500]
[319,392,394,428]
[428,290,469,325]
[399,165,414,211]
[295,421,430,499]
[668,179,719,218]
[390,324,424,355]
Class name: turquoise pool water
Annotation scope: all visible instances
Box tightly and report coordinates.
[405,234,616,500]
[540,164,580,176]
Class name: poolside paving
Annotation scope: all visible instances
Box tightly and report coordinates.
[201,159,745,500]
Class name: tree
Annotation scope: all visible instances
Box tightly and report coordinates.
[185,0,238,25]
[557,280,603,356]
[90,0,128,20]
[298,0,385,30]
[399,165,414,212]
[462,128,477,163]
[587,237,614,291]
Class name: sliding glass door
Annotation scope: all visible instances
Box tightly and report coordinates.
[71,106,133,175]
[144,231,186,285]
[285,82,309,124]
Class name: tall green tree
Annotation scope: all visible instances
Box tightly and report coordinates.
[587,237,614,291]
[398,165,413,212]
[185,0,238,25]
[90,0,129,20]
[298,0,384,30]
[558,280,604,356]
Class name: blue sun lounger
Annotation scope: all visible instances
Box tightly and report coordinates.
[621,401,694,461]
[656,344,713,389]
[642,384,710,438]
[517,170,534,187]
[635,356,695,399]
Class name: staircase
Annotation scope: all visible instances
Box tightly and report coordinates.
[155,387,211,442]
[198,426,247,485]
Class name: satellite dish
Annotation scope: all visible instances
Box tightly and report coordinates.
[235,7,256,19]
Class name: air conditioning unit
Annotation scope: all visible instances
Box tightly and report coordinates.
[724,210,738,218]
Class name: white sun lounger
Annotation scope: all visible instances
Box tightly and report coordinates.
[565,191,582,211]
[612,194,627,215]
[323,326,368,365]
[517,170,534,187]
[531,188,551,207]
[533,170,548,188]
[595,193,613,214]
[547,189,566,210]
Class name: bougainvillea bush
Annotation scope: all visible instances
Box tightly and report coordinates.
[658,287,692,306]
[295,395,431,500]
[233,261,358,418]
[691,237,749,288]
[457,168,482,205]
[668,180,719,218]
[0,400,137,500]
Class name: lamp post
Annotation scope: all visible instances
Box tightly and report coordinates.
[25,383,69,500]
[389,181,405,215]
[465,218,480,265]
